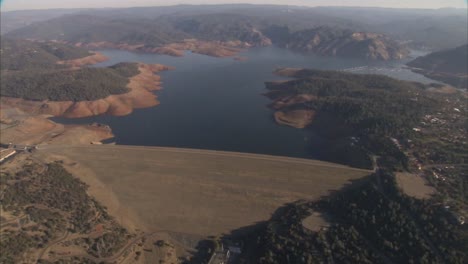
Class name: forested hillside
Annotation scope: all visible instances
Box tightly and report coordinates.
[407,44,468,89]
[265,69,442,169]
[243,170,467,264]
[1,38,91,71]
[0,161,131,263]
[238,68,468,263]
[0,39,139,101]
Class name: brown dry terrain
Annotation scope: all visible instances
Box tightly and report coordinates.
[1,64,172,118]
[273,67,303,77]
[396,172,436,199]
[153,39,244,57]
[302,211,330,232]
[0,106,113,145]
[74,39,246,58]
[57,52,108,68]
[274,110,316,129]
[34,145,371,237]
[269,94,317,110]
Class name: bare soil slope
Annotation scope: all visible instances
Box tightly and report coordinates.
[396,172,435,199]
[35,145,370,236]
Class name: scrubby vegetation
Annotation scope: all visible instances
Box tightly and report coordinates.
[266,69,440,169]
[1,64,136,101]
[1,38,91,71]
[0,232,37,264]
[267,68,467,200]
[2,163,110,232]
[240,171,467,264]
[0,39,140,101]
[0,161,130,263]
[229,68,467,264]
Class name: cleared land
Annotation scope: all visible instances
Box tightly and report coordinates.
[302,211,330,232]
[0,106,113,145]
[396,172,435,199]
[35,145,370,236]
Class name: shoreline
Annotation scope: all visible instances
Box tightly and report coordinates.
[74,39,254,59]
[0,63,173,118]
[57,51,109,68]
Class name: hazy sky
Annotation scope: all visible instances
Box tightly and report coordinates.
[1,0,467,11]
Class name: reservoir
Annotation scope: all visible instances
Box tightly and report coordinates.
[53,46,434,158]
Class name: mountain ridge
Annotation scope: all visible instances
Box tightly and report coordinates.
[6,13,409,61]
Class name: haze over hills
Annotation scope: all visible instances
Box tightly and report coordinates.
[5,10,410,60]
[2,5,467,50]
[1,3,467,264]
[407,44,468,89]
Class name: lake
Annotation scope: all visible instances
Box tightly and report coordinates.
[53,46,435,159]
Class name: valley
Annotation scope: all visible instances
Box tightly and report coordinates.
[1,4,467,264]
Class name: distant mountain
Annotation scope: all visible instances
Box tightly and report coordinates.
[407,44,468,89]
[0,9,83,34]
[313,7,468,50]
[376,16,468,50]
[171,14,271,46]
[265,26,409,60]
[5,15,189,48]
[6,13,408,60]
[3,5,466,50]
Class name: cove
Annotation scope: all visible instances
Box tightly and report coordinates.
[52,46,435,159]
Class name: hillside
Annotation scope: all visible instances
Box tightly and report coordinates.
[0,8,83,34]
[171,13,271,46]
[264,68,464,169]
[4,5,466,50]
[407,44,468,89]
[241,171,467,264]
[265,26,409,60]
[0,39,140,101]
[0,159,132,263]
[6,13,409,60]
[1,38,91,71]
[204,69,466,264]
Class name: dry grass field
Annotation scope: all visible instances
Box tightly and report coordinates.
[35,145,371,237]
[396,172,435,199]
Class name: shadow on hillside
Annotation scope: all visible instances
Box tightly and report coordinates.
[184,174,375,263]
